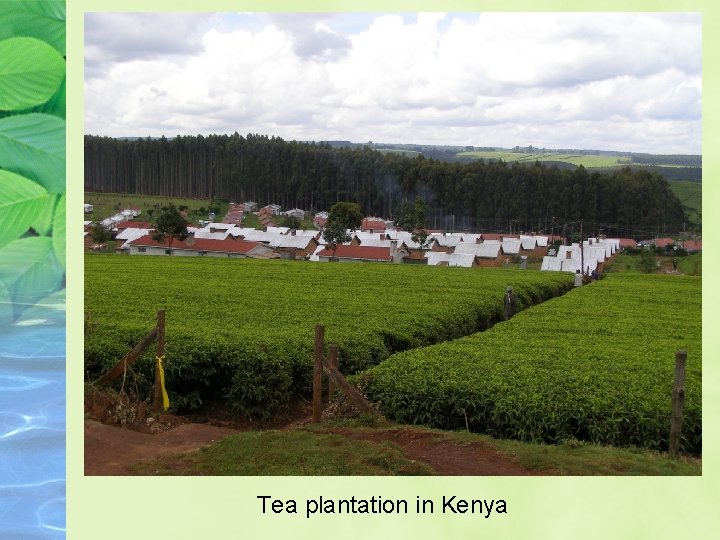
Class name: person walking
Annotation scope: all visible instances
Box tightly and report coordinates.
[574,269,583,287]
[504,286,518,320]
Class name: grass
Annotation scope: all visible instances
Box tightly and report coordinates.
[129,429,434,476]
[667,180,702,228]
[84,192,229,223]
[456,151,627,168]
[605,252,701,276]
[486,435,701,475]
[128,423,701,476]
[678,253,702,275]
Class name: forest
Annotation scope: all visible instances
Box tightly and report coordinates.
[84,133,687,238]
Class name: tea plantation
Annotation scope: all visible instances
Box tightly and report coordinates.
[85,255,572,418]
[357,274,702,454]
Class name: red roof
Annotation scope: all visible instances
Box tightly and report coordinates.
[361,218,386,232]
[618,238,637,248]
[128,234,263,254]
[682,239,702,252]
[651,237,675,248]
[317,244,392,261]
[115,221,154,230]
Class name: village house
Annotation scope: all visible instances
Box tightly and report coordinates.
[223,204,245,225]
[283,208,306,221]
[126,234,275,259]
[313,211,328,229]
[541,238,620,274]
[360,217,388,233]
[453,241,504,267]
[260,204,282,215]
[269,233,320,260]
[429,233,464,253]
[316,241,406,263]
[424,252,479,268]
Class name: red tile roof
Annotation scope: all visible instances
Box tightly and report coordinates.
[361,218,386,232]
[682,239,702,252]
[618,238,637,248]
[317,244,392,261]
[115,221,154,230]
[128,234,263,254]
[651,237,675,248]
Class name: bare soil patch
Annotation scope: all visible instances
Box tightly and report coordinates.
[84,389,544,475]
[322,427,546,476]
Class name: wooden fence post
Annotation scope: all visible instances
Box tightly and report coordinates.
[328,345,338,402]
[93,327,157,385]
[669,350,687,458]
[153,309,166,413]
[312,324,325,423]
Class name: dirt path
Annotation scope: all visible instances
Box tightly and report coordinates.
[84,418,544,476]
[84,420,240,475]
[322,427,541,476]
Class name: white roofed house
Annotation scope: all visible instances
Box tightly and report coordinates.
[283,208,305,220]
[501,238,522,256]
[519,235,537,252]
[261,204,282,215]
[228,227,281,245]
[454,241,503,267]
[429,233,463,253]
[269,233,319,259]
[541,239,617,274]
[206,222,235,234]
[424,251,478,267]
[424,251,450,266]
[114,227,154,253]
[447,253,479,267]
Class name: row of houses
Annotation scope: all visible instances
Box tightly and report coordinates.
[86,201,698,269]
[105,220,564,268]
[541,238,621,274]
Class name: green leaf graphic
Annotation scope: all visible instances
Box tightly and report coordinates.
[52,193,65,270]
[0,37,65,111]
[0,169,49,249]
[0,0,66,55]
[0,236,64,320]
[31,192,59,236]
[0,113,65,193]
[35,74,65,118]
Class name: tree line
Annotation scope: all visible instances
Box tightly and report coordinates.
[84,133,687,237]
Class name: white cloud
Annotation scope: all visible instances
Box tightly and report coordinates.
[84,12,701,154]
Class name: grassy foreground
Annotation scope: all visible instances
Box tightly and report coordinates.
[128,423,701,476]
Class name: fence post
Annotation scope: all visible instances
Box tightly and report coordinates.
[313,324,325,423]
[669,350,687,458]
[153,309,166,413]
[328,345,338,402]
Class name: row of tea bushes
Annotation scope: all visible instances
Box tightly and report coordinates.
[85,256,573,418]
[357,274,702,454]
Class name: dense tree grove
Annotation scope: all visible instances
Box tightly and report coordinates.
[84,133,687,237]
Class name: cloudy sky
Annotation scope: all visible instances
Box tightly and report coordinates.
[84,12,701,154]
